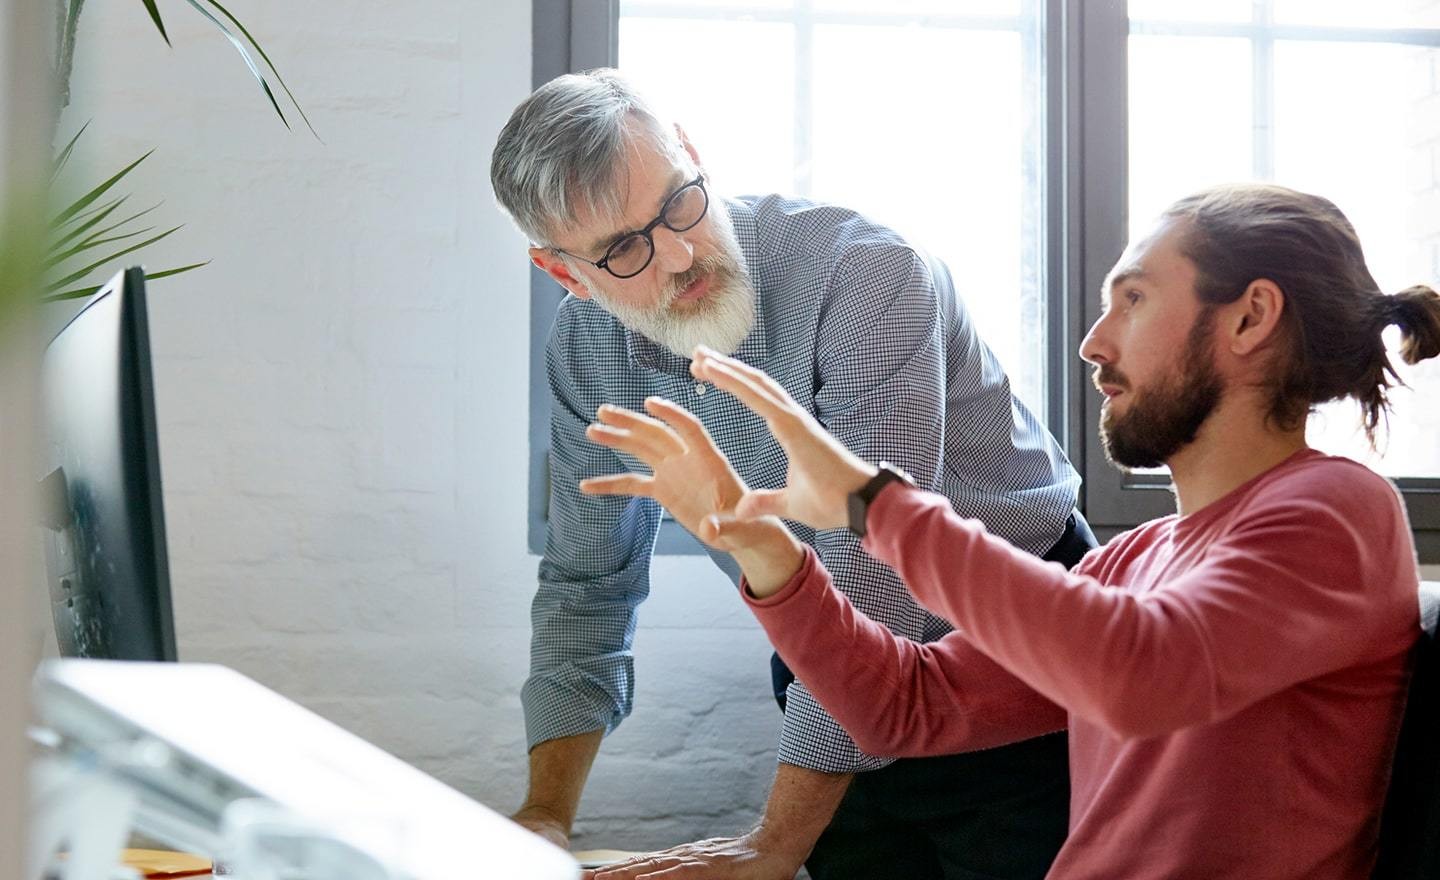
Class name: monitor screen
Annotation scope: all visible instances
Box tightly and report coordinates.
[40,266,176,661]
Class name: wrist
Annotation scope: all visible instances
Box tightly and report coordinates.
[748,765,854,867]
[513,802,568,829]
[733,523,806,598]
[743,824,813,871]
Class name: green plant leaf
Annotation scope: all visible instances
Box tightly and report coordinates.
[50,120,91,183]
[42,261,210,303]
[41,283,103,302]
[61,194,127,229]
[178,0,290,130]
[49,150,154,228]
[196,0,319,140]
[65,201,163,253]
[46,224,158,271]
[145,261,211,280]
[44,225,183,292]
[138,0,172,46]
[48,196,129,253]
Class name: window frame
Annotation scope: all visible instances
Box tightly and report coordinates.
[527,0,1440,561]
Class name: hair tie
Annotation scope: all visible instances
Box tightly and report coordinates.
[1387,293,1407,326]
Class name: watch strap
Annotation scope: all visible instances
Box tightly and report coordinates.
[847,462,915,538]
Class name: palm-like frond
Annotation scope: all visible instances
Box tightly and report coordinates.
[134,0,318,139]
[46,126,208,301]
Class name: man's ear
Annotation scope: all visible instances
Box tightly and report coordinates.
[529,246,592,300]
[675,123,704,170]
[1226,278,1286,356]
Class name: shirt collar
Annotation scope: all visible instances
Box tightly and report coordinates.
[625,197,768,375]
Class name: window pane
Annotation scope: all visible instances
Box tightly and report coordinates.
[620,6,1049,418]
[809,25,1039,408]
[1127,36,1253,236]
[1273,0,1440,30]
[618,17,796,195]
[814,0,1019,15]
[626,0,793,9]
[1274,40,1440,477]
[1128,0,1253,23]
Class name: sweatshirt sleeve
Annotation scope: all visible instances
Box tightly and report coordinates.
[862,463,1418,740]
[742,546,1067,758]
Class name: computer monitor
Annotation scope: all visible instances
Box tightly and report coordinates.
[39,266,176,661]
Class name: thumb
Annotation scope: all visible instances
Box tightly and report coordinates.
[734,488,788,521]
[699,513,779,551]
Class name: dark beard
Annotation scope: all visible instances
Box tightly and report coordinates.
[1100,308,1223,470]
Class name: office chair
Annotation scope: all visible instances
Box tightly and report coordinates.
[1372,580,1440,880]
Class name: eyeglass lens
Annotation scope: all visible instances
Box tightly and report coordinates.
[604,181,708,278]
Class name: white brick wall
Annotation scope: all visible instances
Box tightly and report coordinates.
[60,0,777,852]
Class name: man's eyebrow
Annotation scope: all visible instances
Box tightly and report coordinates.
[1101,267,1147,299]
[585,168,689,255]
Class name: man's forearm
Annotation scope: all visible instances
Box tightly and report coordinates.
[752,762,854,866]
[515,728,604,839]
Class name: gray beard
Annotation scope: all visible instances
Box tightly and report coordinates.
[583,213,757,358]
[593,266,756,357]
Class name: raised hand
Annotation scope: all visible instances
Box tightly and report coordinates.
[689,346,876,533]
[579,397,783,555]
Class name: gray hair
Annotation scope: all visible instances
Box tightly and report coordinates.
[490,68,680,247]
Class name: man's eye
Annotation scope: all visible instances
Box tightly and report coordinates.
[609,235,643,260]
[1125,290,1142,306]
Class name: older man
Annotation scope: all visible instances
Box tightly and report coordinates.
[490,69,1092,879]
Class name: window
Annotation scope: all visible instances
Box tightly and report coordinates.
[1128,0,1440,480]
[617,1,1050,417]
[1087,0,1440,554]
[528,0,1440,561]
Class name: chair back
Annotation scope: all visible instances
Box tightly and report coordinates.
[1372,580,1440,879]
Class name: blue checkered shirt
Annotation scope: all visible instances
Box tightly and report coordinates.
[525,195,1081,773]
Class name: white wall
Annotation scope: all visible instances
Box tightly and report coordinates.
[61,0,777,852]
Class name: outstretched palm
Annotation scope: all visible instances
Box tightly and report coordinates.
[579,398,764,547]
[689,346,876,532]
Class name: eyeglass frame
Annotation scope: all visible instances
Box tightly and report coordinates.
[551,173,709,280]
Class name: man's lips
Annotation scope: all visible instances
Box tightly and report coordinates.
[1099,384,1125,399]
[674,273,711,304]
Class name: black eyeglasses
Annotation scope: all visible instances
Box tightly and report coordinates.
[556,173,709,279]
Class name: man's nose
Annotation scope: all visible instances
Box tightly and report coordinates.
[1079,313,1114,367]
[652,224,695,274]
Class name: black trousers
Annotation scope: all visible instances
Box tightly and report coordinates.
[773,511,1098,880]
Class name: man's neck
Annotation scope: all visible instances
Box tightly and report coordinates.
[1166,391,1308,517]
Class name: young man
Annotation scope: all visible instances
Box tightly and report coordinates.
[490,70,1094,878]
[583,184,1440,878]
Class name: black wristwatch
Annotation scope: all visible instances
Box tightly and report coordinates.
[847,462,916,538]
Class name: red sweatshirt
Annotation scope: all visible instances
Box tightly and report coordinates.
[745,450,1421,879]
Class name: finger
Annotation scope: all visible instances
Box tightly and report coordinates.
[693,345,801,410]
[596,404,687,457]
[579,473,654,498]
[698,513,785,550]
[594,406,686,458]
[734,488,788,521]
[586,422,677,464]
[642,397,714,447]
[691,357,791,425]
